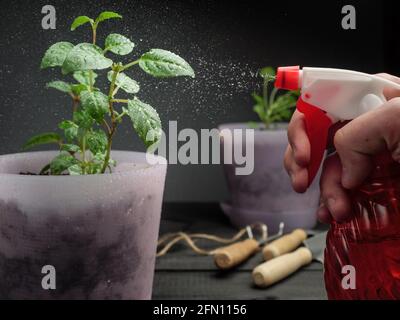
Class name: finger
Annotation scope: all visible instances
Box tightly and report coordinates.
[287,110,310,166]
[334,128,374,189]
[376,73,400,100]
[319,153,352,222]
[327,121,349,149]
[333,99,400,188]
[284,145,309,193]
[317,204,332,224]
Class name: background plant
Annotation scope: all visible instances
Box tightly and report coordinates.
[250,67,298,128]
[24,11,195,175]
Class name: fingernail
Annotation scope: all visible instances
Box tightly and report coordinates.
[341,167,351,187]
[288,170,294,181]
[327,197,336,212]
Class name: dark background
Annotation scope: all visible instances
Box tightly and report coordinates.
[0,0,397,201]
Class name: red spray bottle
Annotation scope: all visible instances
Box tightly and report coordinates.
[276,66,400,299]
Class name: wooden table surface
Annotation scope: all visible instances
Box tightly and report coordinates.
[152,203,327,300]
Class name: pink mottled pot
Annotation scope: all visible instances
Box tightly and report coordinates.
[219,123,320,233]
[0,151,167,300]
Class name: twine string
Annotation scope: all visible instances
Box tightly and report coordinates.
[156,223,267,257]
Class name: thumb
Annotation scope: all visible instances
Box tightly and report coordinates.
[333,98,400,189]
[376,73,400,100]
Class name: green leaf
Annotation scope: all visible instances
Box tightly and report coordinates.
[61,144,81,153]
[73,110,95,129]
[73,71,98,86]
[86,130,108,154]
[92,152,116,173]
[124,98,162,148]
[251,93,264,106]
[139,49,195,78]
[95,11,122,24]
[71,16,94,31]
[50,153,79,175]
[259,67,275,77]
[59,120,79,142]
[85,162,102,175]
[105,33,134,55]
[80,91,109,121]
[107,71,139,94]
[266,92,297,123]
[253,104,266,122]
[71,84,89,95]
[39,163,51,175]
[41,42,74,69]
[46,81,72,93]
[259,67,276,81]
[247,121,259,129]
[85,152,115,174]
[62,43,113,74]
[68,164,83,175]
[23,132,61,150]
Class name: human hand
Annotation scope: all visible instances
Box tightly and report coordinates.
[283,73,400,223]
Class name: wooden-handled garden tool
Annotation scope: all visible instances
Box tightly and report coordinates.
[253,231,327,287]
[213,223,284,270]
[262,228,307,260]
[157,223,282,269]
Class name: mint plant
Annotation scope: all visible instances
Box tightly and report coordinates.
[24,11,194,175]
[250,67,298,128]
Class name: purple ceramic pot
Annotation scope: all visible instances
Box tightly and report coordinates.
[0,151,167,300]
[219,123,320,233]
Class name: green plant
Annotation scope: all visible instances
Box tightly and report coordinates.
[24,11,195,175]
[250,67,298,128]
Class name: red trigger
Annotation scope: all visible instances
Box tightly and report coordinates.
[296,98,332,187]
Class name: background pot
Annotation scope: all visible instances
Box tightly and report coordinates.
[0,151,167,300]
[219,123,320,233]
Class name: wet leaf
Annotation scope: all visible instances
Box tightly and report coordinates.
[95,11,122,24]
[71,84,88,95]
[71,16,94,31]
[105,33,134,55]
[59,120,79,142]
[80,90,109,121]
[61,144,80,153]
[50,153,79,175]
[73,110,95,129]
[62,43,113,74]
[108,71,139,94]
[23,132,61,150]
[41,42,74,69]
[73,71,98,86]
[46,81,72,93]
[139,49,195,78]
[124,98,162,148]
[68,164,83,175]
[86,129,108,154]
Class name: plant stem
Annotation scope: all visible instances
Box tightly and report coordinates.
[262,78,270,128]
[112,86,120,97]
[111,99,129,103]
[108,68,119,98]
[92,25,97,45]
[88,70,94,91]
[102,119,112,135]
[121,59,139,71]
[114,110,127,122]
[269,87,278,107]
[101,67,120,174]
[72,97,79,112]
[263,77,269,111]
[81,133,87,174]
